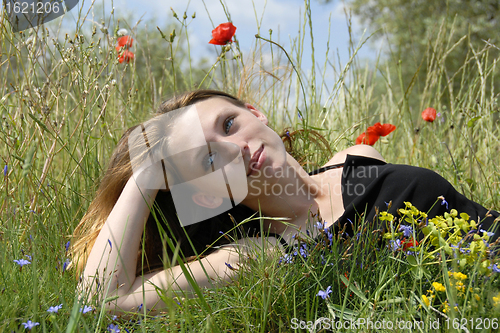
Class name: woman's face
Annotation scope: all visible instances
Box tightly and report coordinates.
[166,97,288,202]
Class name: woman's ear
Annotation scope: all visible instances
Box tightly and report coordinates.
[245,103,268,125]
[192,192,224,209]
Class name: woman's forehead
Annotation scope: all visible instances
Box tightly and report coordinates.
[194,96,243,116]
[167,106,207,153]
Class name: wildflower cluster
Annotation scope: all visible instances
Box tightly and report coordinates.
[379,200,500,315]
[275,212,383,317]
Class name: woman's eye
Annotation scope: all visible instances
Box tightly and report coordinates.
[203,152,217,170]
[224,117,234,134]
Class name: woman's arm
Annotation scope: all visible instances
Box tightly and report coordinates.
[107,236,280,312]
[81,176,159,307]
[81,176,280,313]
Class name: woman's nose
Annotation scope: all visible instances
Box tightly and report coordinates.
[240,144,250,159]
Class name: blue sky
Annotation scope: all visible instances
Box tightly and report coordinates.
[73,0,377,70]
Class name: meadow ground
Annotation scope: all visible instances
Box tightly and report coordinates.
[1,1,500,332]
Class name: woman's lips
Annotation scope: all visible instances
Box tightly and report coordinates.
[247,145,265,177]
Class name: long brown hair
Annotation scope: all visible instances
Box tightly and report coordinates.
[70,89,332,276]
[70,90,257,275]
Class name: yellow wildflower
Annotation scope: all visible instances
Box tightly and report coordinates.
[455,281,465,295]
[432,282,446,292]
[474,294,480,301]
[452,272,467,280]
[422,295,430,307]
[442,301,450,313]
[378,211,394,222]
[493,293,500,306]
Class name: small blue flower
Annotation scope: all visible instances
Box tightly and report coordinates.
[3,165,7,176]
[399,225,413,238]
[80,305,93,314]
[479,229,494,237]
[298,111,303,121]
[65,241,71,252]
[62,259,71,272]
[489,264,500,273]
[389,239,401,252]
[137,303,143,311]
[107,239,112,250]
[323,229,334,246]
[225,262,235,270]
[47,303,63,313]
[107,323,121,332]
[316,221,326,230]
[279,253,293,264]
[22,320,40,330]
[316,286,332,299]
[14,259,31,267]
[299,243,308,258]
[439,196,449,210]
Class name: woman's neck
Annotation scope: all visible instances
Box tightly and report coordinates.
[242,154,327,239]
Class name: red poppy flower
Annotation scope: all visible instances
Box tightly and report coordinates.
[118,50,134,64]
[209,22,237,45]
[402,238,419,251]
[117,36,133,49]
[355,131,378,145]
[116,35,134,64]
[355,122,396,145]
[421,107,437,122]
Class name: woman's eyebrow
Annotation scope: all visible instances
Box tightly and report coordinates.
[211,107,234,130]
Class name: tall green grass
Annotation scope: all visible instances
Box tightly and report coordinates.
[1,0,499,331]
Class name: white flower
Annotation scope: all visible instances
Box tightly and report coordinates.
[117,29,128,37]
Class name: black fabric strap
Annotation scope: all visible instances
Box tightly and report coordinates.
[308,162,344,176]
[261,163,345,253]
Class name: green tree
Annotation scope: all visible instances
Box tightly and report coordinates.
[347,0,500,62]
[321,0,500,112]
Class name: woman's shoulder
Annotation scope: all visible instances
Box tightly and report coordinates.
[324,145,386,167]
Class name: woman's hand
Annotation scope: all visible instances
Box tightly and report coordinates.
[132,160,169,190]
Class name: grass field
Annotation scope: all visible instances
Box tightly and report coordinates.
[1,1,500,332]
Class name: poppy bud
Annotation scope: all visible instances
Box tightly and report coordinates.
[171,7,178,18]
[421,107,437,122]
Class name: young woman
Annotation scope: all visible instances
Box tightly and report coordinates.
[71,89,499,313]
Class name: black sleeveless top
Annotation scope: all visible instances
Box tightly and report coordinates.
[275,154,499,249]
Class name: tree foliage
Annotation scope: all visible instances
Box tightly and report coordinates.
[348,0,500,59]
[321,0,500,111]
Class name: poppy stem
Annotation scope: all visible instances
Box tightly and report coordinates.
[255,34,308,116]
[197,50,226,89]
